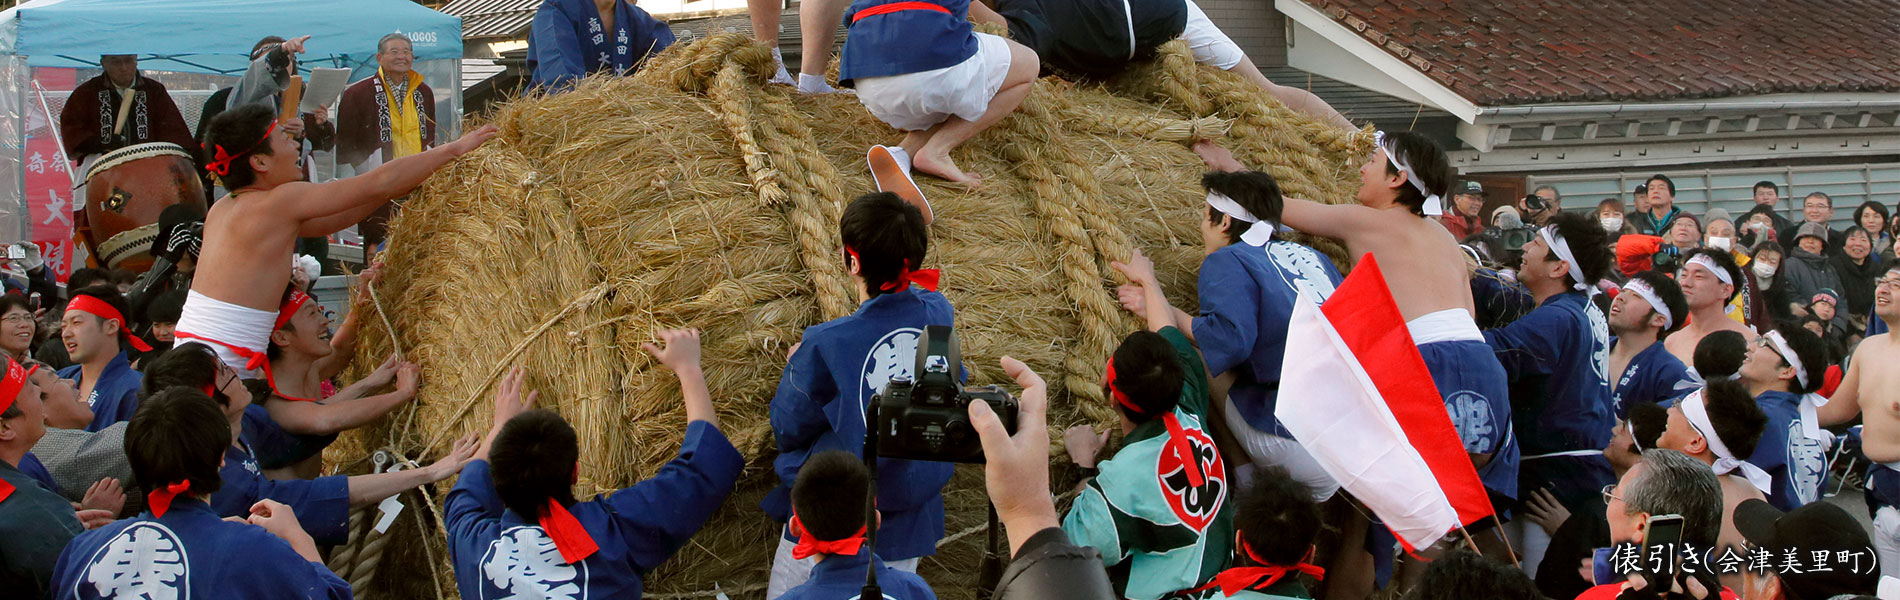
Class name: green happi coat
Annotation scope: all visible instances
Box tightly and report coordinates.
[1062,326,1237,600]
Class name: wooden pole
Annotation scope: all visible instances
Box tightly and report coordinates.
[1490,514,1521,566]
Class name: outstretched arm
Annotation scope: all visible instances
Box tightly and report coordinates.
[644,328,716,426]
[280,125,498,236]
[346,433,478,505]
[1109,249,1177,333]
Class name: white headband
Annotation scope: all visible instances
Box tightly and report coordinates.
[1685,254,1733,287]
[1539,225,1595,295]
[1681,391,1775,495]
[1762,330,1809,389]
[1374,131,1442,216]
[1622,280,1673,330]
[1207,191,1276,247]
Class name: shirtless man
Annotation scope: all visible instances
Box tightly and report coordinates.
[1654,380,1769,592]
[179,102,496,375]
[1662,248,1754,363]
[1201,132,1513,596]
[1816,264,1900,576]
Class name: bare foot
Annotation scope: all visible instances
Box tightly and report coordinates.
[1192,139,1245,173]
[912,148,981,185]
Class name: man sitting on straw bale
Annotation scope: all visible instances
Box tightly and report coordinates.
[446,329,744,600]
[249,280,420,480]
[1105,171,1342,501]
[764,192,957,598]
[140,343,480,546]
[1057,282,1233,600]
[50,387,350,600]
[967,0,1353,132]
[528,0,678,91]
[778,450,937,600]
[840,0,1040,184]
[181,103,496,379]
[1201,132,1515,594]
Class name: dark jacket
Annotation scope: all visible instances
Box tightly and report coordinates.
[1832,252,1886,318]
[993,527,1117,600]
[1781,248,1843,310]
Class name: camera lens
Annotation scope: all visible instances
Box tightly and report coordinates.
[944,418,973,447]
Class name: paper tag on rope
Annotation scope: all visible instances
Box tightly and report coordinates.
[374,495,406,534]
[714,583,730,600]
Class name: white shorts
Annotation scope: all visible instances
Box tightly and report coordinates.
[174,290,276,378]
[855,32,1013,132]
[1181,0,1245,70]
[765,526,920,599]
[1223,396,1340,502]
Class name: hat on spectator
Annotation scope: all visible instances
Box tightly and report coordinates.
[1455,181,1484,197]
[1795,222,1830,243]
[1810,289,1840,307]
[1669,212,1701,232]
[1733,499,1879,598]
[1489,205,1519,224]
[1703,207,1731,224]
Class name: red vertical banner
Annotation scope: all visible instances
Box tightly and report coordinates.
[25,68,77,282]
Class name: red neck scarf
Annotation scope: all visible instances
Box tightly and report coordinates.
[1206,539,1324,596]
[788,514,869,560]
[541,499,599,564]
[845,247,940,292]
[147,480,192,517]
[205,120,278,177]
[0,358,34,504]
[1104,357,1203,487]
[65,295,153,353]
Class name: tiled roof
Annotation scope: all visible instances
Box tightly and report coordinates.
[1299,0,1900,106]
[441,0,541,39]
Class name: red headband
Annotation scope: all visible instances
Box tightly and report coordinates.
[276,290,311,331]
[541,499,599,564]
[64,295,152,352]
[1105,357,1204,488]
[789,515,869,560]
[0,358,38,417]
[205,120,278,177]
[148,480,192,518]
[1209,535,1325,596]
[845,247,940,292]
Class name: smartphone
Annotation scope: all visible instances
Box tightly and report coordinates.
[1643,514,1685,589]
[5,245,22,260]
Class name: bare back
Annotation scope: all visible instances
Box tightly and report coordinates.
[1339,208,1476,321]
[193,189,301,311]
[1853,334,1900,462]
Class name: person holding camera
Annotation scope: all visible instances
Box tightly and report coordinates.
[765,192,957,597]
[1617,213,1701,278]
[777,450,937,600]
[1110,172,1342,500]
[1062,250,1233,600]
[444,329,744,599]
[1526,185,1562,226]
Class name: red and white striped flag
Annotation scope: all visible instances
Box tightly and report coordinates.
[1274,254,1494,552]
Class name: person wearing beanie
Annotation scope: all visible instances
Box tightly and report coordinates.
[1781,222,1844,313]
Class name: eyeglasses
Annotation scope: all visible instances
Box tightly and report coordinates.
[1877,277,1900,290]
[1,314,32,325]
[1602,484,1624,505]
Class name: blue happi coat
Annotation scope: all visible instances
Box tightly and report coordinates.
[1192,241,1340,435]
[765,286,959,561]
[1609,339,1694,418]
[838,0,979,85]
[58,352,142,432]
[211,438,350,545]
[777,547,938,600]
[446,420,743,600]
[1483,291,1616,502]
[528,0,676,90]
[1749,390,1830,511]
[50,498,350,599]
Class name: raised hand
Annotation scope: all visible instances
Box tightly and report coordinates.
[970,356,1057,556]
[641,328,703,374]
[80,478,125,517]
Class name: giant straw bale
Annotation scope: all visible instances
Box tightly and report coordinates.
[325,32,1372,599]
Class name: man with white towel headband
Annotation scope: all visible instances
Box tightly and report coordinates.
[1664,248,1756,364]
[1607,270,1694,419]
[1480,211,1615,578]
[1655,379,1769,591]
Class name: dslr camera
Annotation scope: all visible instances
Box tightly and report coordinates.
[871,325,1019,463]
